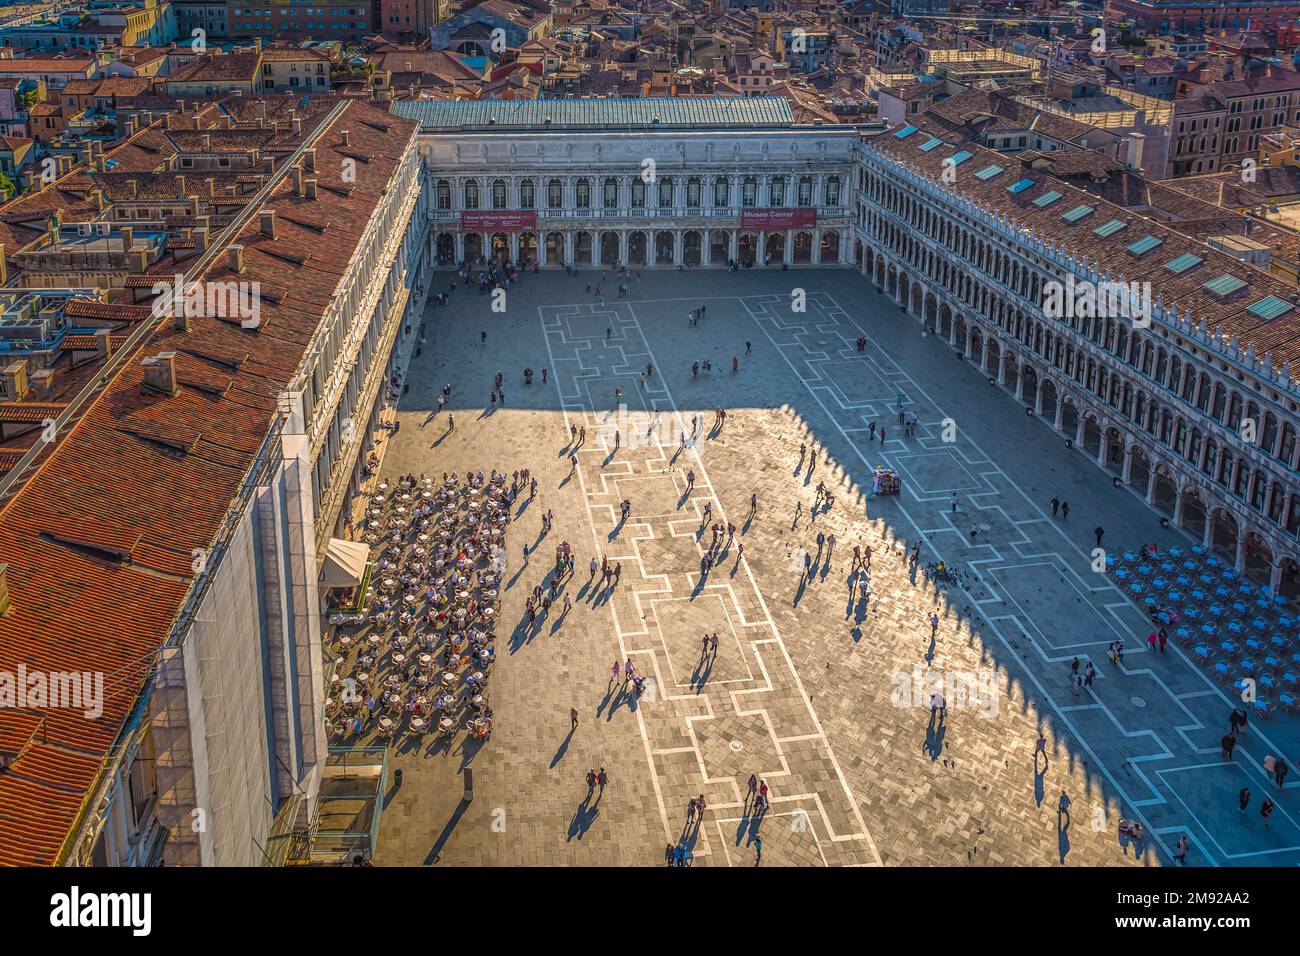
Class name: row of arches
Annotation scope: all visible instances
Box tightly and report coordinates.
[861,243,1300,599]
[438,228,843,268]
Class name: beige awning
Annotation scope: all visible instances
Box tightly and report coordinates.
[320,537,370,589]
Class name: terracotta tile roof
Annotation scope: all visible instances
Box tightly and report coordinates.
[868,126,1300,365]
[0,402,66,425]
[0,97,419,865]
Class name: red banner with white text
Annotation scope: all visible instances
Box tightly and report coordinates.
[740,208,817,229]
[460,211,537,231]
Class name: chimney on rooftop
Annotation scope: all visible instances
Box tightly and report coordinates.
[176,174,186,198]
[95,328,113,361]
[141,352,178,396]
[0,564,12,617]
[194,225,209,255]
[305,178,318,200]
[260,209,277,240]
[1,361,28,401]
[304,147,316,173]
[294,165,304,196]
[29,368,54,403]
[228,244,245,274]
[174,305,191,333]
[340,129,350,147]
[292,113,301,136]
[120,226,134,251]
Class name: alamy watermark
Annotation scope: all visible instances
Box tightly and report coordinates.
[1042,276,1152,328]
[0,663,103,718]
[890,666,999,717]
[151,274,262,328]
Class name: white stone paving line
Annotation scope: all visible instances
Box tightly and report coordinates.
[743,289,1300,866]
[541,301,882,866]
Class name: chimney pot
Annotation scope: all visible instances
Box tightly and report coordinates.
[95,328,113,359]
[304,147,316,172]
[340,129,350,147]
[260,209,277,239]
[228,244,245,273]
[306,178,318,200]
[141,352,179,396]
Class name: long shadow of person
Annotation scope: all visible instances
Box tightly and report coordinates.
[567,798,600,842]
[923,715,946,761]
[1058,815,1071,864]
[550,728,575,768]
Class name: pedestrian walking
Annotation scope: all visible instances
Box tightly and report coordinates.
[1084,662,1096,687]
[747,773,758,806]
[1261,796,1275,827]
[1050,496,1060,517]
[745,340,752,355]
[1061,501,1070,520]
[597,768,608,793]
[930,612,939,636]
[571,706,579,730]
[1174,835,1190,864]
[1276,757,1289,786]
[1239,786,1251,813]
[1057,791,1071,825]
[1221,732,1237,759]
[586,768,597,795]
[1094,526,1105,547]
[754,835,762,864]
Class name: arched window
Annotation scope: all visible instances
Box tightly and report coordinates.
[463,179,479,210]
[575,178,591,208]
[436,179,451,209]
[547,178,563,209]
[713,177,729,207]
[826,175,841,205]
[686,177,701,208]
[657,177,674,208]
[797,176,813,206]
[491,178,507,210]
[770,175,786,207]
[741,176,757,207]
[631,179,646,208]
[603,177,619,208]
[519,179,535,209]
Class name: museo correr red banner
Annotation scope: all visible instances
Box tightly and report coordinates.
[740,208,817,229]
[460,211,537,231]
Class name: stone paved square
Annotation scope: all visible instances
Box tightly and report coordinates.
[370,270,1300,868]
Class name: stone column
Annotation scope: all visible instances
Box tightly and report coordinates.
[564,232,574,264]
[1096,433,1108,468]
[729,231,738,261]
[1122,445,1134,483]
[1202,517,1214,549]
[948,312,958,347]
[1076,415,1087,449]
[1146,466,1158,505]
[1054,398,1064,431]
[1270,560,1284,593]
[454,232,464,262]
[1015,367,1025,401]
[702,232,711,266]
[619,232,628,265]
[1235,531,1248,573]
[1174,486,1186,526]
[758,231,767,265]
[509,233,519,262]
[537,236,547,267]
[784,231,794,265]
[1035,380,1045,416]
[674,231,683,266]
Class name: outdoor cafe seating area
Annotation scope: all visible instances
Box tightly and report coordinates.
[325,469,514,750]
[1108,543,1300,719]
